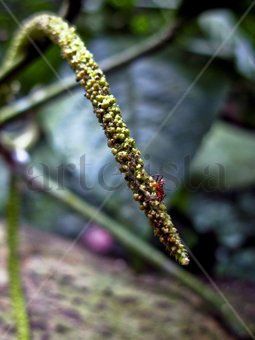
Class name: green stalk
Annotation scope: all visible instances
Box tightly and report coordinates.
[22,168,252,338]
[0,0,82,85]
[7,175,30,340]
[0,17,183,86]
[2,14,188,264]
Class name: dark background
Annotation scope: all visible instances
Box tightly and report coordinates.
[0,0,255,283]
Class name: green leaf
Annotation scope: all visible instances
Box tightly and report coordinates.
[198,10,255,79]
[191,121,255,189]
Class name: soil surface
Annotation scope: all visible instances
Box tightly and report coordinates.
[0,225,250,339]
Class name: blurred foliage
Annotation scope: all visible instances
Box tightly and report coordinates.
[191,122,255,189]
[0,0,255,280]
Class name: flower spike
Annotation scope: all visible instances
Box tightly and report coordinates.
[6,14,189,265]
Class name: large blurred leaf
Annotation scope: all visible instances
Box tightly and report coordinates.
[34,39,229,234]
[197,10,255,79]
[191,121,255,189]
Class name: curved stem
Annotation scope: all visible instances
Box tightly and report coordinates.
[0,140,251,337]
[20,166,250,338]
[0,13,185,86]
[100,18,185,72]
[0,76,75,124]
[1,14,189,265]
[0,20,184,125]
[0,0,82,85]
[7,175,30,340]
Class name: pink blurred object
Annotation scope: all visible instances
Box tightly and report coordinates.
[80,224,114,255]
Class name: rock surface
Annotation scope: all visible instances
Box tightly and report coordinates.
[0,225,233,339]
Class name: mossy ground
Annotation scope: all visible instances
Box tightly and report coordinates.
[0,224,239,339]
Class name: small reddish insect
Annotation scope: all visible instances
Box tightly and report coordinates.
[152,175,166,202]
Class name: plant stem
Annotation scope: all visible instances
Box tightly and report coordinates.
[21,167,251,338]
[7,175,30,340]
[0,140,251,338]
[1,14,189,264]
[0,19,184,110]
[0,76,75,124]
[100,19,184,72]
[0,0,82,86]
[0,21,185,126]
